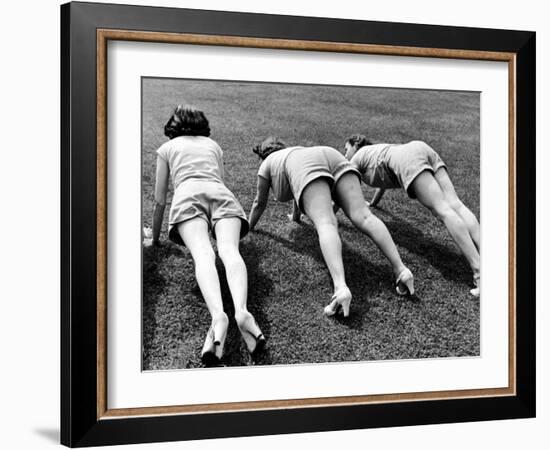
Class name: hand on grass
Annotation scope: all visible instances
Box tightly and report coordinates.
[287,213,301,223]
[144,239,163,248]
[143,226,161,247]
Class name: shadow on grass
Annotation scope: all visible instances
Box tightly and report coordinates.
[142,240,274,368]
[383,209,472,285]
[217,239,274,367]
[256,223,397,330]
[339,207,472,286]
[142,244,182,369]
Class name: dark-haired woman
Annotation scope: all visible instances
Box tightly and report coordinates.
[248,137,414,318]
[146,105,265,366]
[344,135,480,297]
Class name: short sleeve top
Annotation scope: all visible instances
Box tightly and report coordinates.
[350,144,401,189]
[257,147,302,202]
[156,136,224,189]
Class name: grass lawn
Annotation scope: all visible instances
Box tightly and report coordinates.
[142,78,480,370]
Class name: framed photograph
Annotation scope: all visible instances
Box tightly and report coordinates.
[61,1,535,447]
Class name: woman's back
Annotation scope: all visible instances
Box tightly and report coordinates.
[156,136,224,189]
[351,143,400,189]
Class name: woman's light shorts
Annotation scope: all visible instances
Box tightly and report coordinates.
[388,140,447,198]
[284,146,361,212]
[167,180,249,245]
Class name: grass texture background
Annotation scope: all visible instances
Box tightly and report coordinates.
[142,78,480,370]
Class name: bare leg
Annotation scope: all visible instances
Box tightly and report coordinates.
[302,179,353,315]
[178,218,228,361]
[435,168,480,251]
[215,218,264,353]
[333,173,407,278]
[411,171,480,278]
[215,218,248,313]
[301,179,348,293]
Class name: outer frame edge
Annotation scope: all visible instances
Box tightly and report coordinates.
[60,2,72,447]
[514,31,536,419]
[61,2,536,447]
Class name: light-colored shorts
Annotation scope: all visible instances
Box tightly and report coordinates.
[167,180,249,245]
[285,146,361,212]
[387,140,447,198]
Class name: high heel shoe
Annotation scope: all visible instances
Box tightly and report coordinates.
[395,268,414,296]
[235,311,266,356]
[470,273,480,297]
[324,287,352,317]
[201,314,228,367]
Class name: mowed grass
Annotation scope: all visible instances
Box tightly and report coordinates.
[142,78,480,370]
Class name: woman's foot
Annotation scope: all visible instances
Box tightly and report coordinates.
[235,310,266,356]
[395,267,414,296]
[470,273,480,297]
[324,286,352,317]
[201,313,229,367]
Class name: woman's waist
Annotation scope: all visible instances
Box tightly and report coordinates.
[284,146,341,171]
[174,177,224,191]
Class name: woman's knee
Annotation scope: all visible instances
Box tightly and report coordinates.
[191,244,217,266]
[316,213,338,228]
[217,242,242,265]
[430,201,455,221]
[313,215,339,240]
[447,197,464,212]
[349,205,373,226]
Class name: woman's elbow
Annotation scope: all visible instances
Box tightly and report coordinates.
[154,192,167,206]
[252,195,266,209]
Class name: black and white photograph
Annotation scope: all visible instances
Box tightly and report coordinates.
[141,77,481,370]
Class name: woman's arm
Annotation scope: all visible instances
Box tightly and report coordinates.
[151,156,169,245]
[248,176,270,231]
[288,200,301,223]
[370,188,386,208]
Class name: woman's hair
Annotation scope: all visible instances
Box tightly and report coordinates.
[345,134,372,149]
[252,136,287,160]
[164,105,211,139]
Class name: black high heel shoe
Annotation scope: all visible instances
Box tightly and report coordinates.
[235,311,266,356]
[201,314,228,367]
